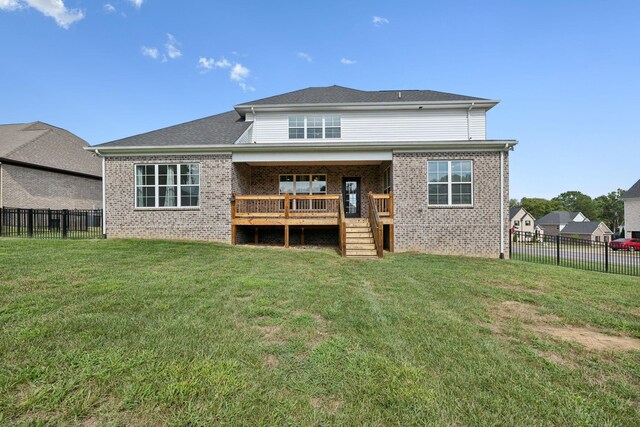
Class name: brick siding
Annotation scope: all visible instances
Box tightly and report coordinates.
[392,151,510,258]
[104,155,233,242]
[0,163,102,209]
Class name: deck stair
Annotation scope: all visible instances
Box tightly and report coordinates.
[344,218,377,258]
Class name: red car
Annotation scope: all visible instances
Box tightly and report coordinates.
[609,238,640,252]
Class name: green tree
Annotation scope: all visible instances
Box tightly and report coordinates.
[509,198,520,208]
[594,189,625,232]
[552,191,598,220]
[520,197,563,220]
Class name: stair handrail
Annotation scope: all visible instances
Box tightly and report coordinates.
[339,194,346,257]
[368,192,384,258]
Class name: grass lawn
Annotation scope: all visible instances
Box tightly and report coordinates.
[1,239,639,426]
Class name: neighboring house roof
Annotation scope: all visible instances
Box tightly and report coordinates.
[536,211,584,226]
[235,85,487,107]
[509,207,522,220]
[623,179,640,199]
[94,111,250,148]
[560,221,612,235]
[0,121,101,177]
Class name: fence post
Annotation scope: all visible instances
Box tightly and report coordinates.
[509,229,512,258]
[0,207,2,237]
[62,209,68,239]
[556,234,560,266]
[17,208,21,236]
[27,208,34,238]
[605,240,609,273]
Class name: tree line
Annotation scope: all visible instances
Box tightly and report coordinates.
[510,190,625,233]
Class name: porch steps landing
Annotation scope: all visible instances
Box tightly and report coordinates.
[345,219,377,258]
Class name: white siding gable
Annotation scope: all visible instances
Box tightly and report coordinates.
[251,109,486,143]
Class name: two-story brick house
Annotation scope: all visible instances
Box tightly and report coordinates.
[88,86,516,258]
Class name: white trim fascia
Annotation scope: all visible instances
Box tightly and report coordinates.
[234,100,500,114]
[85,140,517,156]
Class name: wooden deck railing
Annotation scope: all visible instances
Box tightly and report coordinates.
[339,196,346,257]
[233,194,340,218]
[368,192,384,258]
[370,192,393,218]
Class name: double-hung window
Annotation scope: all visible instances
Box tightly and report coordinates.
[325,115,341,138]
[288,116,305,139]
[306,116,323,139]
[427,160,473,206]
[135,163,200,208]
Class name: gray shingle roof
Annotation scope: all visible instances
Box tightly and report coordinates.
[0,121,101,177]
[560,221,611,235]
[94,110,250,148]
[536,211,582,226]
[623,179,640,199]
[236,85,487,107]
[509,207,522,220]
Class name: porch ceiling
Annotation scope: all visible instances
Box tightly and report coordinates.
[242,160,385,166]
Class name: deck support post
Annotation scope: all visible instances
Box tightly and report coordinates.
[231,193,237,245]
[300,227,305,245]
[254,227,259,244]
[284,225,290,248]
[389,224,394,252]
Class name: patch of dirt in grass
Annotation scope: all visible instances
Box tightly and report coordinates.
[310,397,344,412]
[255,325,285,344]
[81,416,99,427]
[534,349,577,369]
[490,301,640,352]
[530,326,640,352]
[492,301,561,323]
[265,354,279,369]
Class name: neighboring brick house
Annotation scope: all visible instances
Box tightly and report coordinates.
[559,221,613,243]
[623,179,640,239]
[0,122,102,209]
[88,86,516,258]
[535,210,588,237]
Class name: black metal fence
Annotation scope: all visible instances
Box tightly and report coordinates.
[510,230,639,277]
[0,207,104,240]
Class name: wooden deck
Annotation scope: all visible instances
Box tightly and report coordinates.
[231,193,393,257]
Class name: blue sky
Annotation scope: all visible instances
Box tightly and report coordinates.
[1,0,639,200]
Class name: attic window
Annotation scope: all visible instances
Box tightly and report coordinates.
[288,115,341,140]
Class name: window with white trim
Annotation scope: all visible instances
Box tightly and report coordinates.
[287,115,341,139]
[279,174,327,195]
[427,160,473,206]
[135,163,200,208]
[382,166,392,194]
[288,116,305,139]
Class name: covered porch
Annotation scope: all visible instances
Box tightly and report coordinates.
[230,161,394,257]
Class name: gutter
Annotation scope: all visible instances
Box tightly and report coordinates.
[84,140,518,156]
[234,99,500,114]
[94,149,107,237]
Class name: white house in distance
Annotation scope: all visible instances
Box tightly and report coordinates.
[623,179,640,238]
[509,207,543,239]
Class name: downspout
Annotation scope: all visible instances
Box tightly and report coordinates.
[251,107,256,143]
[467,102,475,140]
[95,149,107,237]
[499,143,508,259]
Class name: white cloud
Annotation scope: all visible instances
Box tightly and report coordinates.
[164,33,182,60]
[0,0,21,10]
[239,82,255,92]
[141,46,159,59]
[197,56,231,72]
[372,16,389,26]
[230,63,250,81]
[0,0,85,29]
[297,52,312,62]
[127,0,142,8]
[340,58,356,65]
[103,3,115,13]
